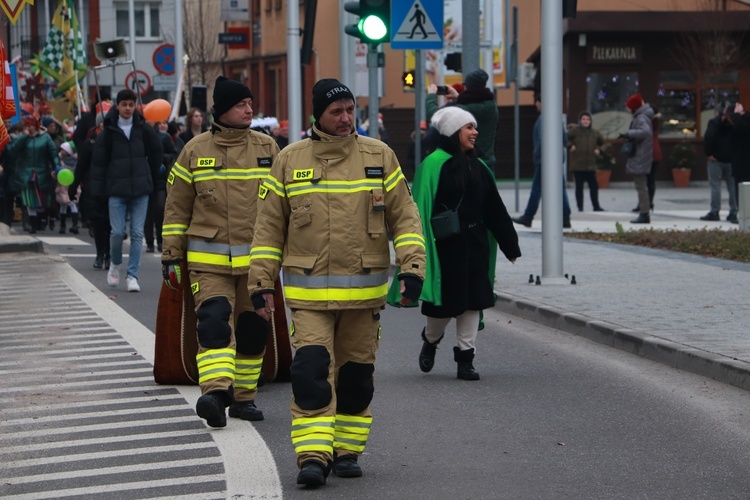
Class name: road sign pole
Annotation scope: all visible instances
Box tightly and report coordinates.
[461,0,480,76]
[287,0,302,144]
[367,44,379,138]
[414,49,424,168]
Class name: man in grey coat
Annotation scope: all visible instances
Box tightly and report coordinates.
[621,93,654,224]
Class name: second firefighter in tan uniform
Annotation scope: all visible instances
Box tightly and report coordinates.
[249,79,426,486]
[161,76,280,427]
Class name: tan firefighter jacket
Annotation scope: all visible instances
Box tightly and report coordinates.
[248,124,426,310]
[161,122,280,275]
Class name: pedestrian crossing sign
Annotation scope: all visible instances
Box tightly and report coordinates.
[391,0,443,50]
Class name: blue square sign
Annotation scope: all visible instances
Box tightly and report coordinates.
[391,0,443,50]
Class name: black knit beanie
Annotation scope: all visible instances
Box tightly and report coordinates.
[312,78,354,122]
[212,76,253,119]
[464,68,489,91]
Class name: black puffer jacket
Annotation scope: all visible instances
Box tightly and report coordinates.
[90,107,162,198]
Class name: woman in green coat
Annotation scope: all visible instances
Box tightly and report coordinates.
[5,116,60,233]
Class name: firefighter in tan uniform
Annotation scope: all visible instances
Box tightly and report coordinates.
[161,76,280,428]
[249,79,426,486]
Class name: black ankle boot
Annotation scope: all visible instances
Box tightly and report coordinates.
[29,216,38,234]
[453,347,480,380]
[419,328,443,373]
[630,213,650,224]
[69,213,79,234]
[59,215,66,234]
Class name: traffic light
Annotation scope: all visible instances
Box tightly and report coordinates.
[403,71,415,89]
[344,0,391,45]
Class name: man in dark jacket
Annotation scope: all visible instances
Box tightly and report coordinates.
[90,89,162,292]
[702,102,738,223]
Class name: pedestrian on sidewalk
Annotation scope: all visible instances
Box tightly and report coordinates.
[513,93,572,228]
[91,89,163,292]
[410,106,520,382]
[162,76,280,429]
[701,102,738,223]
[567,111,605,212]
[621,94,654,224]
[248,78,425,487]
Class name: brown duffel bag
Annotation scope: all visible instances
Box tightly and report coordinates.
[153,266,292,385]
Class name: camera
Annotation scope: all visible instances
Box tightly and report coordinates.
[436,86,448,96]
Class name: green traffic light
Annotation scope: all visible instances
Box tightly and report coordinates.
[359,14,387,42]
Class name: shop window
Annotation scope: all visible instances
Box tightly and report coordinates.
[116,3,161,39]
[585,72,640,139]
[657,88,696,138]
[699,87,740,136]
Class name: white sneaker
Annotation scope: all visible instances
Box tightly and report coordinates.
[126,276,140,292]
[107,263,120,287]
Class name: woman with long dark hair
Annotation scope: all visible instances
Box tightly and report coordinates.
[411,107,521,380]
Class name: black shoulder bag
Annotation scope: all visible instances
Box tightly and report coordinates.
[430,194,464,241]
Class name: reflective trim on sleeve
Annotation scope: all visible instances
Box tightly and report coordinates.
[384,167,406,192]
[262,175,286,197]
[393,232,426,249]
[250,246,283,262]
[162,223,188,237]
[171,162,193,184]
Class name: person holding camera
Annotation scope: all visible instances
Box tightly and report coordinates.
[621,93,654,224]
[410,106,520,381]
[425,69,499,169]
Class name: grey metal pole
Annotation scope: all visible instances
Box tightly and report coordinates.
[175,0,184,105]
[287,0,302,144]
[367,44,379,138]
[461,0,480,76]
[512,6,519,212]
[415,50,425,169]
[339,0,354,90]
[128,0,136,65]
[540,0,566,283]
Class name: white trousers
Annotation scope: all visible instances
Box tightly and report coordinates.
[424,310,481,351]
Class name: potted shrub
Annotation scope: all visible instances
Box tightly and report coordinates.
[595,142,616,189]
[669,141,696,188]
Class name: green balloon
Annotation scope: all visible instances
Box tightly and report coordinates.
[58,168,74,186]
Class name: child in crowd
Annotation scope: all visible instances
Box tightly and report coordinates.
[55,141,80,234]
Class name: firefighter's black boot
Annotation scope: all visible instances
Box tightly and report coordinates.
[418,328,443,373]
[332,453,362,478]
[453,347,480,381]
[195,390,231,428]
[297,459,329,486]
[228,400,264,421]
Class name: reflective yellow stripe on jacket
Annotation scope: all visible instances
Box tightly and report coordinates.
[282,272,389,302]
[249,246,283,262]
[162,223,188,237]
[187,241,251,268]
[291,416,336,454]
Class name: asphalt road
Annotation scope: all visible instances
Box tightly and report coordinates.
[37,228,750,499]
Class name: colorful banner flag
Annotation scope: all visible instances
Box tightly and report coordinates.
[38,0,87,97]
[0,38,16,151]
[0,0,35,25]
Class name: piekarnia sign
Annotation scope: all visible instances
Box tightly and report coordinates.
[587,43,642,64]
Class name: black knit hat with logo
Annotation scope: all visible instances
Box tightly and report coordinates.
[312,78,354,122]
[212,76,253,119]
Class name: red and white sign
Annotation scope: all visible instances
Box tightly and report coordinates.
[125,70,152,95]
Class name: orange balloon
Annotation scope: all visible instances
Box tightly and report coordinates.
[144,99,172,122]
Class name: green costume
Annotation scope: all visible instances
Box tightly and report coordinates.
[387,149,497,307]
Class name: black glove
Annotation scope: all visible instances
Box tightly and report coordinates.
[399,273,423,302]
[251,289,274,311]
[618,133,629,139]
[68,186,77,201]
